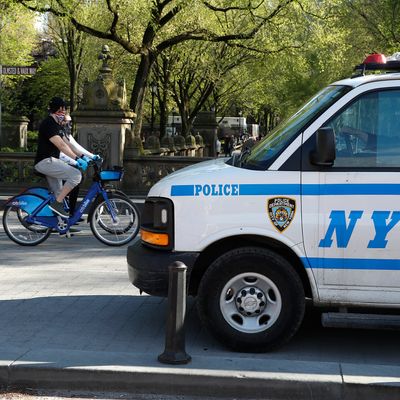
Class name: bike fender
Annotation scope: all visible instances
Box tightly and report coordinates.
[6,194,53,217]
[23,186,51,198]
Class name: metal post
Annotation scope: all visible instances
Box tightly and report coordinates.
[158,261,191,364]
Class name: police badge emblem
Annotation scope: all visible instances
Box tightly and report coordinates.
[267,197,296,232]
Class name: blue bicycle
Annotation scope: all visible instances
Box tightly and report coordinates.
[2,159,140,246]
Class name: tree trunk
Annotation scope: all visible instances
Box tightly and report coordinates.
[159,94,167,138]
[129,52,155,140]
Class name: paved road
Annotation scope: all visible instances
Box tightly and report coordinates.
[0,214,400,399]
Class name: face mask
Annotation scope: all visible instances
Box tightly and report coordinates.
[54,111,65,124]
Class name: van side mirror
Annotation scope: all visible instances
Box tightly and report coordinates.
[310,127,336,166]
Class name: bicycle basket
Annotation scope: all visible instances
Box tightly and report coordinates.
[100,166,124,181]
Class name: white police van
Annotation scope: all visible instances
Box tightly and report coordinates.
[128,54,400,352]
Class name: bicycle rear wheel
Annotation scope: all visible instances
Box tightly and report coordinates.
[17,208,48,233]
[3,205,51,246]
[90,193,139,246]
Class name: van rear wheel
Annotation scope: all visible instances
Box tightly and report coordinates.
[197,247,305,352]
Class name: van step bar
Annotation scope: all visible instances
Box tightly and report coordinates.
[321,312,400,330]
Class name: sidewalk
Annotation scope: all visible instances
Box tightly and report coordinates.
[0,216,400,399]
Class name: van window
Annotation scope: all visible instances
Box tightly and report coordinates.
[242,85,350,170]
[326,89,400,168]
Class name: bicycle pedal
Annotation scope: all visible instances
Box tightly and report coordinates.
[57,216,68,230]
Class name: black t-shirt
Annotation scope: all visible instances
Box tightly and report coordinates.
[34,115,64,164]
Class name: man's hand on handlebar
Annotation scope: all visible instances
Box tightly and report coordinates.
[76,158,88,172]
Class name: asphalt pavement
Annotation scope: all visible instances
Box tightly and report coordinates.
[0,206,399,399]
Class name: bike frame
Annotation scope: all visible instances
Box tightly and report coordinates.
[25,181,116,235]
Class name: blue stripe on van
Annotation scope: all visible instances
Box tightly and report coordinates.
[170,183,400,196]
[302,184,400,196]
[303,257,400,271]
[171,185,195,196]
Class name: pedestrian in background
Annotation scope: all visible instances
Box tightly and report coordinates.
[216,138,221,157]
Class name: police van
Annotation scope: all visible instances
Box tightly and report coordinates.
[128,54,400,352]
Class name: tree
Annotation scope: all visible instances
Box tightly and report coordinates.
[14,0,297,139]
[22,57,69,121]
[345,0,400,53]
[46,17,89,112]
[0,2,38,115]
[0,2,37,65]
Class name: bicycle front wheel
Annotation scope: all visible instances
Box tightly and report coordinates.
[90,193,140,246]
[3,205,51,246]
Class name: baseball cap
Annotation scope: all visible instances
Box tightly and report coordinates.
[49,97,67,113]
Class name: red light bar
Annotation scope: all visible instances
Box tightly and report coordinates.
[353,52,400,76]
[363,53,386,64]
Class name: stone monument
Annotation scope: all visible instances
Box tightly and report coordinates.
[73,45,136,168]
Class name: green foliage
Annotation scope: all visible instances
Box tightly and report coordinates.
[0,2,37,65]
[5,0,400,136]
[0,2,39,117]
[27,130,38,152]
[1,57,68,117]
[20,58,69,119]
[345,0,400,53]
[0,146,26,152]
[0,131,37,152]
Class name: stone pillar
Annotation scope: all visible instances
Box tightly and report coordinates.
[1,114,29,149]
[72,45,136,168]
[193,110,218,157]
[73,110,134,168]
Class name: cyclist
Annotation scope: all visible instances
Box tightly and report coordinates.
[34,97,88,218]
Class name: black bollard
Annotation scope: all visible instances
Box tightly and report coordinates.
[158,261,191,364]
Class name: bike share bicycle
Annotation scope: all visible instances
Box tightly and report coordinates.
[2,159,140,246]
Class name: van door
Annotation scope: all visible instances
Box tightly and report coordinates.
[302,88,400,305]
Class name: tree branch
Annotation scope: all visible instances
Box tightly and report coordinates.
[105,0,119,35]
[156,0,294,52]
[17,0,141,54]
[203,0,264,12]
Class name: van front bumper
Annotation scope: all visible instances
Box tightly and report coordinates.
[127,238,200,297]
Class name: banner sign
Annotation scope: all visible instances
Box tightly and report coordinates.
[1,66,37,75]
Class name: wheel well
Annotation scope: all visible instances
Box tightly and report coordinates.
[189,235,312,299]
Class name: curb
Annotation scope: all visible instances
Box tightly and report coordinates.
[1,348,400,399]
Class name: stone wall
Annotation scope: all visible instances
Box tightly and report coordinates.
[0,152,212,196]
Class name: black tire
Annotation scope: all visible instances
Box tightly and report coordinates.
[3,205,51,246]
[90,193,140,246]
[197,247,305,352]
[17,208,48,233]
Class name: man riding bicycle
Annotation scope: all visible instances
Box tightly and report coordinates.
[34,97,90,218]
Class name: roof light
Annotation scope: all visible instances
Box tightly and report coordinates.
[363,53,386,64]
[353,52,400,76]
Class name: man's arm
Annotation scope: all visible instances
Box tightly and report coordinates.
[49,135,80,160]
[64,135,94,158]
